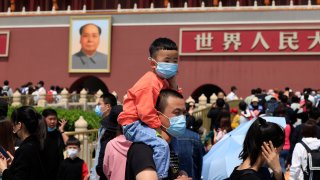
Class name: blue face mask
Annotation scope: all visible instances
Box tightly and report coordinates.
[47,127,56,132]
[159,112,186,137]
[155,61,178,79]
[95,105,103,117]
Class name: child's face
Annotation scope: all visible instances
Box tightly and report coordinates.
[66,145,80,151]
[151,49,179,68]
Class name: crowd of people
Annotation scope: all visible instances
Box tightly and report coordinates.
[0,36,320,180]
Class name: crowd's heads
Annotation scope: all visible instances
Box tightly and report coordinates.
[239,117,284,166]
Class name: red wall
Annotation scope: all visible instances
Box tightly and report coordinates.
[1,24,320,100]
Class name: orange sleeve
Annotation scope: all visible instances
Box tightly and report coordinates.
[82,162,89,180]
[134,86,161,129]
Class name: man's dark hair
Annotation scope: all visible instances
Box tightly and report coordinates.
[100,93,117,107]
[42,108,57,118]
[301,120,317,138]
[38,81,44,87]
[79,23,101,35]
[66,136,81,148]
[149,38,178,58]
[231,86,237,92]
[155,89,184,113]
[285,87,290,91]
[216,98,225,108]
[50,86,55,90]
[3,80,9,86]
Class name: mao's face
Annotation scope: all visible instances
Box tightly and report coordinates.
[80,24,100,55]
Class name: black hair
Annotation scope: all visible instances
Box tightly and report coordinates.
[66,136,81,148]
[231,86,237,92]
[256,88,262,94]
[11,106,46,149]
[79,23,101,35]
[149,37,178,58]
[285,87,290,91]
[279,95,288,104]
[38,81,44,86]
[309,107,320,121]
[238,101,247,111]
[216,98,225,108]
[301,120,317,138]
[3,80,9,86]
[291,95,300,103]
[42,108,57,118]
[239,117,284,166]
[155,89,184,113]
[251,89,256,95]
[100,93,117,107]
[50,86,55,90]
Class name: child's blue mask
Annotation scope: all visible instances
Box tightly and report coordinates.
[152,59,178,79]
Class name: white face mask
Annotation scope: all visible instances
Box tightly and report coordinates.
[67,149,78,159]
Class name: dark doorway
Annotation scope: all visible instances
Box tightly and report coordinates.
[69,76,108,94]
[191,84,224,103]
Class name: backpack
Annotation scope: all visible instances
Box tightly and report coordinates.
[300,141,320,180]
[1,86,10,96]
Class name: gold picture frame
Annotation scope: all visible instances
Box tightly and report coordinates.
[69,16,112,73]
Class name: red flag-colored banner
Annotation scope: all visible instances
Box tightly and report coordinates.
[179,27,320,56]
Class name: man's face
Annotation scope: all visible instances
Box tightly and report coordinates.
[159,96,186,130]
[98,98,111,116]
[45,115,58,129]
[80,24,100,55]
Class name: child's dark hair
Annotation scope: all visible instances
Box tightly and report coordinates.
[149,38,177,58]
[66,136,81,148]
[239,117,284,166]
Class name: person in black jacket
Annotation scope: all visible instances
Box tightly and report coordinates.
[57,136,89,180]
[0,106,47,180]
[42,108,68,180]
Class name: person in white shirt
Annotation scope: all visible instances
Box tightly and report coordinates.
[290,120,320,180]
[32,81,46,104]
[226,86,239,102]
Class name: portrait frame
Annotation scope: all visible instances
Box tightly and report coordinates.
[69,16,112,73]
[0,31,10,57]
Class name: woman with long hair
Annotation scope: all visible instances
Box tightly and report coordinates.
[229,117,285,180]
[0,106,47,180]
[0,118,15,156]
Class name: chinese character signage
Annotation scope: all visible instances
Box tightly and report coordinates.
[179,27,320,56]
[0,31,10,57]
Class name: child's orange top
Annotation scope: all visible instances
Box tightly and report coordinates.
[118,71,169,129]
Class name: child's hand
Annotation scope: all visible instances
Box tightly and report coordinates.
[59,119,67,133]
[167,76,178,90]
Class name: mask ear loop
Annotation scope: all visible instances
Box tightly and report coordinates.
[157,111,170,129]
[148,57,158,65]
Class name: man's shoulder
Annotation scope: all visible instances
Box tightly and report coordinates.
[95,51,108,58]
[72,51,83,58]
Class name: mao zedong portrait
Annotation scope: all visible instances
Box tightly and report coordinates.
[72,23,108,69]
